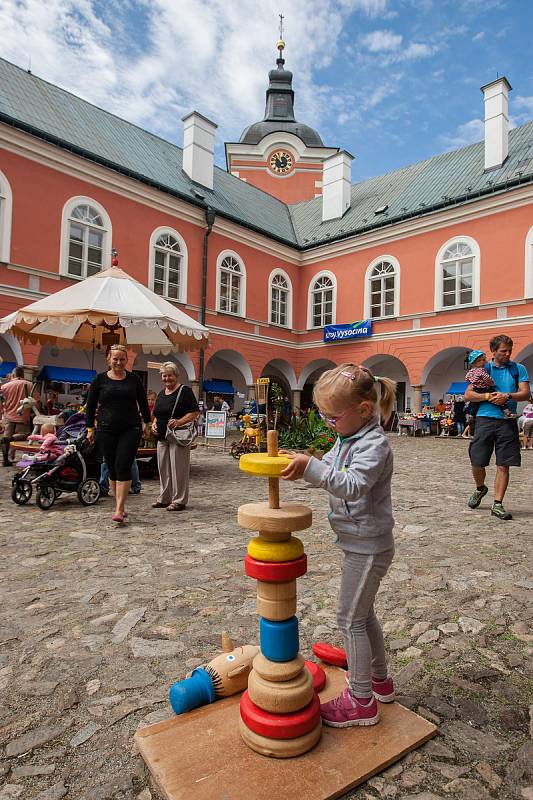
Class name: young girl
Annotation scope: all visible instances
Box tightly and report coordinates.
[281,363,396,728]
[28,423,63,463]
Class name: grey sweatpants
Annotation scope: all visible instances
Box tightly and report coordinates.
[156,438,191,506]
[337,547,394,699]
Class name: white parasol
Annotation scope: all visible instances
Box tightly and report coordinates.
[0,267,209,355]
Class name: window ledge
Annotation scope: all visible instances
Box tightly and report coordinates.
[215,309,245,319]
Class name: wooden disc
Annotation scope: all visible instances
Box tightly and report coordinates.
[248,667,314,713]
[257,596,296,621]
[238,502,312,533]
[240,691,321,739]
[245,554,307,582]
[248,536,303,563]
[311,642,348,668]
[304,661,327,692]
[239,453,291,477]
[252,653,305,683]
[239,717,322,758]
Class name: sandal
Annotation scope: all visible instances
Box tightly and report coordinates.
[152,502,169,508]
[167,503,186,511]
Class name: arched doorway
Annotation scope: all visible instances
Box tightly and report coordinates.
[362,354,411,413]
[132,352,194,394]
[421,347,469,405]
[0,333,22,376]
[515,343,533,398]
[204,349,253,413]
[297,358,337,411]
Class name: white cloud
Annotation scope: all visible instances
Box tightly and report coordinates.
[402,42,436,60]
[440,118,484,149]
[360,29,402,52]
[473,30,485,41]
[515,96,533,114]
[1,0,385,162]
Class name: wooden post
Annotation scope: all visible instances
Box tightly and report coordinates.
[267,430,279,509]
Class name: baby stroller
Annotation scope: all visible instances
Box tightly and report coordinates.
[11,417,101,510]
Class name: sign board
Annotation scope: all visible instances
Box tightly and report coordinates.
[257,377,270,384]
[323,320,372,343]
[205,410,227,439]
[421,391,431,405]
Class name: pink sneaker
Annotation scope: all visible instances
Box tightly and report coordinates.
[344,673,395,703]
[320,688,379,727]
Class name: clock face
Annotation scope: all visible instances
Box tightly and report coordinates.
[269,150,293,175]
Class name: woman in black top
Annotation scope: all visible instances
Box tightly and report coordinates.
[152,362,199,511]
[85,344,151,523]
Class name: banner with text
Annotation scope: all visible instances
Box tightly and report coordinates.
[323,320,373,343]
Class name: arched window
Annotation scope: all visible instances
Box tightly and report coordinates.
[435,237,479,310]
[308,272,336,328]
[150,229,187,302]
[0,169,13,263]
[367,259,398,319]
[217,252,246,316]
[269,270,292,327]
[60,197,111,278]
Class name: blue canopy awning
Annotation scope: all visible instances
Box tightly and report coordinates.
[0,361,16,378]
[38,366,96,384]
[446,381,468,395]
[202,380,235,395]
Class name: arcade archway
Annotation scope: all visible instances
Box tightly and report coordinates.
[204,349,253,413]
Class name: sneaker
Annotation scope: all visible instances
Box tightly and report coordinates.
[320,688,379,728]
[491,503,512,521]
[371,675,395,703]
[468,485,488,509]
[344,673,395,703]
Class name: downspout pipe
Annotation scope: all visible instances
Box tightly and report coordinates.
[198,206,215,397]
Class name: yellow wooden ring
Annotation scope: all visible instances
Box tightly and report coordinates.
[248,536,303,563]
[239,453,291,477]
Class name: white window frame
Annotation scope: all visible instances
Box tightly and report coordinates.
[268,269,293,328]
[148,227,188,303]
[364,255,400,320]
[307,270,337,329]
[525,225,533,299]
[0,168,13,263]
[216,250,246,317]
[59,196,112,279]
[434,236,480,311]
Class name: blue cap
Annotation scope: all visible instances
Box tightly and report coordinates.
[467,349,485,366]
[169,667,215,715]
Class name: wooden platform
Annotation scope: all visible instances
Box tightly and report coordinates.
[135,666,437,800]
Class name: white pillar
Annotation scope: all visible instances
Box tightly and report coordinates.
[322,151,353,221]
[481,77,511,170]
[182,111,217,189]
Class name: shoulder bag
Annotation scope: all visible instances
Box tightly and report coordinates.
[165,386,197,447]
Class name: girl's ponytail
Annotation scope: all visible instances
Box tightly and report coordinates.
[375,376,396,422]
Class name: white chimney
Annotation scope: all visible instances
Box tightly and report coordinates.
[182,111,217,189]
[322,151,353,222]
[481,77,512,170]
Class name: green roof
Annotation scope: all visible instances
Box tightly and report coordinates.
[1,56,532,251]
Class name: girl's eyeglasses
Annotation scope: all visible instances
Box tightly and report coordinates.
[319,409,350,427]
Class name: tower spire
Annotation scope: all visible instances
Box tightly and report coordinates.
[276,13,285,67]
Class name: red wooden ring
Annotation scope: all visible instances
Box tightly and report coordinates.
[244,554,307,582]
[240,690,320,740]
[312,642,348,668]
[304,660,327,693]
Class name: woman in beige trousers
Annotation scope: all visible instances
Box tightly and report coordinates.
[151,363,199,511]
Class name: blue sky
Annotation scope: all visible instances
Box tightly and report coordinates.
[1,0,532,183]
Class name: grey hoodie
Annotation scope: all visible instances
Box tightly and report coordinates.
[303,418,394,554]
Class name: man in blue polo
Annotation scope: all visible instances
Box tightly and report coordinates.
[465,334,530,520]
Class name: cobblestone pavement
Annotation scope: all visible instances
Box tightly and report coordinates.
[0,435,532,800]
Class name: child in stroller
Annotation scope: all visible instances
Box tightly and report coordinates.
[27,423,64,463]
[11,414,101,510]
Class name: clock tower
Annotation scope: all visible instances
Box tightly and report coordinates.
[225,39,339,204]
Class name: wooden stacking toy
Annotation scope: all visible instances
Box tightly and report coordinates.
[238,431,322,758]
